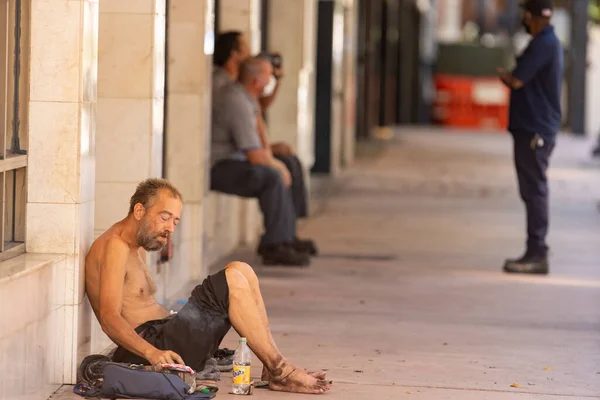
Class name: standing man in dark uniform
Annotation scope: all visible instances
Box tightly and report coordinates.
[497,0,564,275]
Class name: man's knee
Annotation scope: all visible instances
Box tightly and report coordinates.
[225,261,258,286]
[289,154,303,169]
[225,266,250,293]
[260,165,283,184]
[254,165,286,195]
[225,261,254,276]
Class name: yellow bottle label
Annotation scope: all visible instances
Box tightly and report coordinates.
[232,365,251,385]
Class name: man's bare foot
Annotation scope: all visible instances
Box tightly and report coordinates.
[262,366,327,381]
[269,367,331,394]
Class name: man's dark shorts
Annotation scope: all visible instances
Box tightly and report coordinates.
[112,269,231,372]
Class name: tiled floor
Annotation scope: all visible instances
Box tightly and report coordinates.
[53,128,600,399]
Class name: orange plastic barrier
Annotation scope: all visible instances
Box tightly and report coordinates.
[433,74,509,130]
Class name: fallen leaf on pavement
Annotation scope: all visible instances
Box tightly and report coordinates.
[544,366,552,371]
[510,383,521,388]
[406,391,413,395]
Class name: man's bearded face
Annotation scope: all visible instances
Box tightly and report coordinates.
[137,214,170,251]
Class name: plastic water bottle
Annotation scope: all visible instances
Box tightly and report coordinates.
[232,338,252,395]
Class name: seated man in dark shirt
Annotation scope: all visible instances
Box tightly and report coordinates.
[211,56,316,266]
[497,0,564,274]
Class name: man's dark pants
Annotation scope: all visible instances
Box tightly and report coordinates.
[512,132,555,256]
[274,154,308,218]
[210,160,296,246]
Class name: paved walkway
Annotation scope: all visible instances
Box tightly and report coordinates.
[53,128,600,399]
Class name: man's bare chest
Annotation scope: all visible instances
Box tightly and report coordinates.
[124,257,157,298]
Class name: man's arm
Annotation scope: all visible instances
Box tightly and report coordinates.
[227,95,271,164]
[98,237,183,365]
[497,68,524,90]
[256,113,273,154]
[259,79,281,111]
[227,93,292,187]
[259,66,283,112]
[250,114,292,187]
[245,148,292,188]
[500,40,553,90]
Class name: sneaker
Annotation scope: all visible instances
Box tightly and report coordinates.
[261,244,310,266]
[291,237,318,256]
[503,251,549,275]
[212,348,235,372]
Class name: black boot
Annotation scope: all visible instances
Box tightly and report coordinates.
[592,142,600,158]
[291,237,318,256]
[260,244,310,267]
[503,250,548,275]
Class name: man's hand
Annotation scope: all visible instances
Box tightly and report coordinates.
[270,158,292,188]
[273,65,284,80]
[497,68,523,90]
[497,67,511,86]
[147,348,185,366]
[271,142,293,156]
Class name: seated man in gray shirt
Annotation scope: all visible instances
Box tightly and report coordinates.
[211,57,316,266]
[212,31,311,232]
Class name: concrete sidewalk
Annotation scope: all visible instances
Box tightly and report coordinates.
[52,128,600,399]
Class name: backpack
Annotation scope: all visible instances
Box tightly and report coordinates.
[74,355,216,399]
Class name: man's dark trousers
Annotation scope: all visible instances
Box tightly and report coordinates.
[210,160,296,246]
[274,154,308,218]
[512,132,555,256]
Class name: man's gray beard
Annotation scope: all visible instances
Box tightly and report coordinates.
[137,218,166,251]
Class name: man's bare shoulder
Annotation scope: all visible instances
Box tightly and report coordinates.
[86,224,133,267]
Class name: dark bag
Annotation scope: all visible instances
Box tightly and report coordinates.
[74,355,215,400]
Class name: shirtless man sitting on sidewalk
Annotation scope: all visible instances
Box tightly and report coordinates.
[84,178,330,394]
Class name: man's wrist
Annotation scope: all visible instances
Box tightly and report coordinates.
[142,343,158,361]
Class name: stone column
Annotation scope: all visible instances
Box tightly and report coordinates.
[95,0,166,237]
[218,0,262,53]
[26,0,98,383]
[266,0,318,171]
[164,0,214,288]
[341,0,358,168]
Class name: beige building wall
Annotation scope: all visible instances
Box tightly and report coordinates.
[218,0,262,53]
[0,0,99,398]
[87,0,169,361]
[266,0,318,173]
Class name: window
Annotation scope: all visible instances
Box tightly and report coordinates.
[0,0,27,262]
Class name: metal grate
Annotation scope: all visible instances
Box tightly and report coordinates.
[0,0,27,260]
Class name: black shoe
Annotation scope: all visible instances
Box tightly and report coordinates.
[291,237,318,256]
[261,244,310,267]
[503,252,549,275]
[592,144,600,158]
